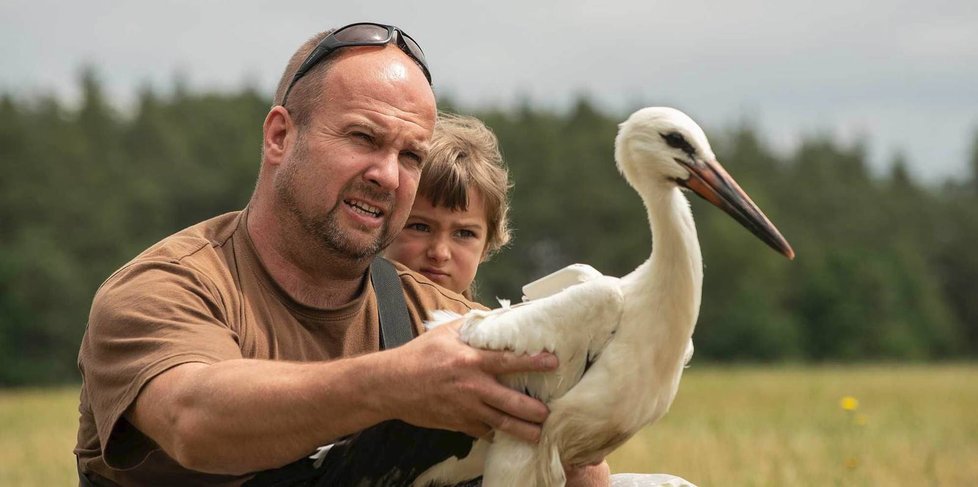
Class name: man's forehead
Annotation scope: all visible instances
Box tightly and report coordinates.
[323,46,435,122]
[327,45,432,91]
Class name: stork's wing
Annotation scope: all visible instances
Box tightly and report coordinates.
[460,276,624,403]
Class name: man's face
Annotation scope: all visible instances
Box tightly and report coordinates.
[274,45,436,260]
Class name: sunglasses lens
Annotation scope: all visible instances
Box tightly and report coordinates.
[399,33,426,64]
[333,23,392,43]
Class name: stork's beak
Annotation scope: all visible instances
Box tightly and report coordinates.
[679,158,795,259]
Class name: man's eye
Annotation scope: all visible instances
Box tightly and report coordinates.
[401,151,423,166]
[353,132,374,144]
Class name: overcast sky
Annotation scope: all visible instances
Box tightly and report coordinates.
[3,0,976,183]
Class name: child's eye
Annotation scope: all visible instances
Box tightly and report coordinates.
[406,222,430,232]
[455,229,478,239]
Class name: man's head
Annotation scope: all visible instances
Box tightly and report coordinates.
[272,24,431,128]
[256,24,437,265]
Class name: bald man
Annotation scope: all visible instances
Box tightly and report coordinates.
[75,24,556,485]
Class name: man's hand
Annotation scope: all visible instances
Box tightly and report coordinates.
[378,319,557,442]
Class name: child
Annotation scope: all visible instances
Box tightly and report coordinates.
[386,112,614,486]
[385,112,511,299]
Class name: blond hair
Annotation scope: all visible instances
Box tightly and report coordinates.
[419,113,512,259]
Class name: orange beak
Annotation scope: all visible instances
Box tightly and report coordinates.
[678,157,795,260]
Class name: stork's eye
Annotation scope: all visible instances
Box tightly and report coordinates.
[660,132,695,156]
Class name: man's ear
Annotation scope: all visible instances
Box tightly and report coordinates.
[263,106,293,166]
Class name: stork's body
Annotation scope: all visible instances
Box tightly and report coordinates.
[541,185,704,469]
[416,107,793,487]
[483,192,702,485]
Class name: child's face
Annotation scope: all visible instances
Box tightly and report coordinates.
[385,189,489,295]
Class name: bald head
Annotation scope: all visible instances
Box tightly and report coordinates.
[273,28,434,130]
[317,45,436,131]
[260,42,436,175]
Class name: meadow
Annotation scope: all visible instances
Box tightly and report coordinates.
[1,364,975,486]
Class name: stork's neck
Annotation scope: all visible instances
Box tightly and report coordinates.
[650,185,702,290]
[622,184,703,340]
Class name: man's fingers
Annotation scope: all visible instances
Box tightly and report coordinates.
[461,348,554,444]
[478,349,558,375]
[459,421,492,440]
[480,380,549,424]
[496,415,543,444]
[478,404,543,444]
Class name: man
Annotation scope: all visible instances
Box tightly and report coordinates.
[76,23,557,485]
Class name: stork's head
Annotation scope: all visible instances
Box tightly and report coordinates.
[615,107,794,259]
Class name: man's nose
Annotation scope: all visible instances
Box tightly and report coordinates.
[363,151,400,191]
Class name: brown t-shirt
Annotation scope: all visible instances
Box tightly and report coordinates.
[75,210,476,486]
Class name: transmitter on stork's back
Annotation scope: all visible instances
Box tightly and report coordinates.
[417,106,795,487]
[307,107,795,487]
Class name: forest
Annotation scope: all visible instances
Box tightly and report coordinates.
[2,70,976,385]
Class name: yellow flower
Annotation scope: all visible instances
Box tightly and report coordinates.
[845,457,860,470]
[840,396,859,411]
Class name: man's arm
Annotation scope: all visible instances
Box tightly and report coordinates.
[129,321,557,475]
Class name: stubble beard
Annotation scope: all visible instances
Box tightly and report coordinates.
[275,142,397,261]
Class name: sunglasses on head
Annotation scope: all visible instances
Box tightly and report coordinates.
[280,22,432,107]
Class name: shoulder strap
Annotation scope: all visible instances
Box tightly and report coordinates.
[370,257,414,349]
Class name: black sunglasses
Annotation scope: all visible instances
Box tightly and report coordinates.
[280,22,432,107]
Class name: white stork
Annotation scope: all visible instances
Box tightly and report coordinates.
[412,106,795,487]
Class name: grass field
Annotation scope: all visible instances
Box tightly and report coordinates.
[2,364,976,486]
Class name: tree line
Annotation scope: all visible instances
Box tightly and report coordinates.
[1,71,976,385]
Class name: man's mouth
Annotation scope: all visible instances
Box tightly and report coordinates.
[344,199,383,218]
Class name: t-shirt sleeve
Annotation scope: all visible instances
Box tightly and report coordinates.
[78,259,243,469]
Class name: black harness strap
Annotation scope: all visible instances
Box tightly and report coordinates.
[370,257,415,349]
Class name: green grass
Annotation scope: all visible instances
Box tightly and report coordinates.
[607,364,978,486]
[2,365,976,486]
[0,386,80,485]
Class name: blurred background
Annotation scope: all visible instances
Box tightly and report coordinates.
[1,1,976,485]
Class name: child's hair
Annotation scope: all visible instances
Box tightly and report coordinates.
[419,112,512,259]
